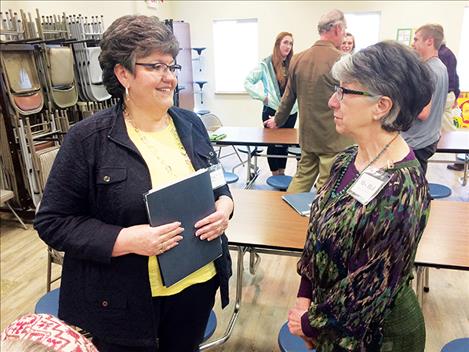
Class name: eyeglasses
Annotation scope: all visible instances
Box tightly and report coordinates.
[135,62,182,75]
[334,85,378,101]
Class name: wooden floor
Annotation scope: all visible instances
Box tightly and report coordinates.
[1,148,468,351]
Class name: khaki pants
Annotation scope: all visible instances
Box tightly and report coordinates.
[441,92,457,132]
[287,149,338,193]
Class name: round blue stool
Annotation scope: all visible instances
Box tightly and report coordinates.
[429,183,452,199]
[278,322,315,352]
[203,310,217,342]
[267,175,292,191]
[441,338,469,352]
[224,171,239,184]
[197,109,210,115]
[35,287,59,316]
[34,288,217,343]
[237,146,264,156]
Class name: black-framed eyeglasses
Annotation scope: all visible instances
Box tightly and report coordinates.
[334,85,378,101]
[135,62,182,75]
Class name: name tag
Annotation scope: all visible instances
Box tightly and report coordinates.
[347,167,391,205]
[208,164,226,190]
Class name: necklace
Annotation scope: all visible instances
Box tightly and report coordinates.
[124,109,193,178]
[330,133,400,199]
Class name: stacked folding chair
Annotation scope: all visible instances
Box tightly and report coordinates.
[1,8,117,211]
[68,15,110,106]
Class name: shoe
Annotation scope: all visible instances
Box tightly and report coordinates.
[447,163,464,171]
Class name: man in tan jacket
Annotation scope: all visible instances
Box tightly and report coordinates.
[265,9,353,192]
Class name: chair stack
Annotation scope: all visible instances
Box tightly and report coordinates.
[1,9,115,211]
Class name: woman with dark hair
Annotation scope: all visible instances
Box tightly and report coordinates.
[287,41,433,352]
[244,32,298,176]
[341,32,355,53]
[34,15,233,352]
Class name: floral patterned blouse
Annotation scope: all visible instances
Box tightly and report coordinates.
[297,146,431,351]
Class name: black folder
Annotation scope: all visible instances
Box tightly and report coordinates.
[144,169,221,286]
[281,192,316,217]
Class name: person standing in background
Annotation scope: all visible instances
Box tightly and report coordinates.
[402,24,448,175]
[439,41,463,171]
[244,32,298,176]
[265,9,353,192]
[340,32,355,53]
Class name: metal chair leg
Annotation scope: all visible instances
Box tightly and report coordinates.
[46,250,52,292]
[423,267,430,292]
[6,202,27,229]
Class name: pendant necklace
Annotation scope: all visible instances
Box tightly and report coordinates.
[330,133,400,199]
[124,109,192,178]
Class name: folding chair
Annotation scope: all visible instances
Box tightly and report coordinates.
[199,113,244,165]
[0,189,27,229]
[45,47,78,109]
[1,50,44,116]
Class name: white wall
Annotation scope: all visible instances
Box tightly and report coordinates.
[3,1,468,126]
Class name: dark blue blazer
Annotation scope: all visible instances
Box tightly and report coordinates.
[34,104,232,347]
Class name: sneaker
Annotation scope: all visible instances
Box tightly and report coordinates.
[447,163,464,171]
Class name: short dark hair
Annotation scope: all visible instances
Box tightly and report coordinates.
[331,40,433,132]
[99,15,179,98]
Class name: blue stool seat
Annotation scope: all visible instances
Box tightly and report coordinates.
[267,175,292,191]
[456,153,467,162]
[441,338,469,352]
[224,171,239,184]
[203,310,217,342]
[287,146,301,157]
[35,287,59,316]
[35,288,217,343]
[278,322,315,352]
[237,146,264,156]
[429,183,452,199]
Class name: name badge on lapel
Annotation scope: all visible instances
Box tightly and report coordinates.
[347,167,391,206]
[208,164,226,190]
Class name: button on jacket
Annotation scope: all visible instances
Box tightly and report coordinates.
[34,104,233,347]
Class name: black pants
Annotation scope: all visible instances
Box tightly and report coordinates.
[92,276,219,352]
[413,140,439,175]
[262,106,298,172]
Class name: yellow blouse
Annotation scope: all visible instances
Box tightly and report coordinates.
[125,117,216,297]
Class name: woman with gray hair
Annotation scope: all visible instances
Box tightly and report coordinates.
[35,15,233,351]
[287,41,433,351]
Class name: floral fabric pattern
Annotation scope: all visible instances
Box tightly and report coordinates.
[298,146,430,351]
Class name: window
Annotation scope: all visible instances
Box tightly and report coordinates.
[213,18,258,93]
[458,7,469,91]
[344,12,381,52]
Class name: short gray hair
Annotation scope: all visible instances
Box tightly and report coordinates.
[318,9,346,34]
[99,15,179,99]
[331,41,433,132]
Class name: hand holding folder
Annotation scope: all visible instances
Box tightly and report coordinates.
[144,169,222,286]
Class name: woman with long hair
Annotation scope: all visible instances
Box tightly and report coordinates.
[245,32,298,176]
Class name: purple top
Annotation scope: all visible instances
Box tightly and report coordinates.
[438,44,460,99]
[297,148,416,338]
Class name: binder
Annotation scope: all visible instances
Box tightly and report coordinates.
[144,168,221,286]
[281,192,316,217]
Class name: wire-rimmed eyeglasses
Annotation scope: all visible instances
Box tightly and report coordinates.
[135,62,182,75]
[334,85,378,101]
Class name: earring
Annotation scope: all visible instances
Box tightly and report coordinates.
[125,86,130,104]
